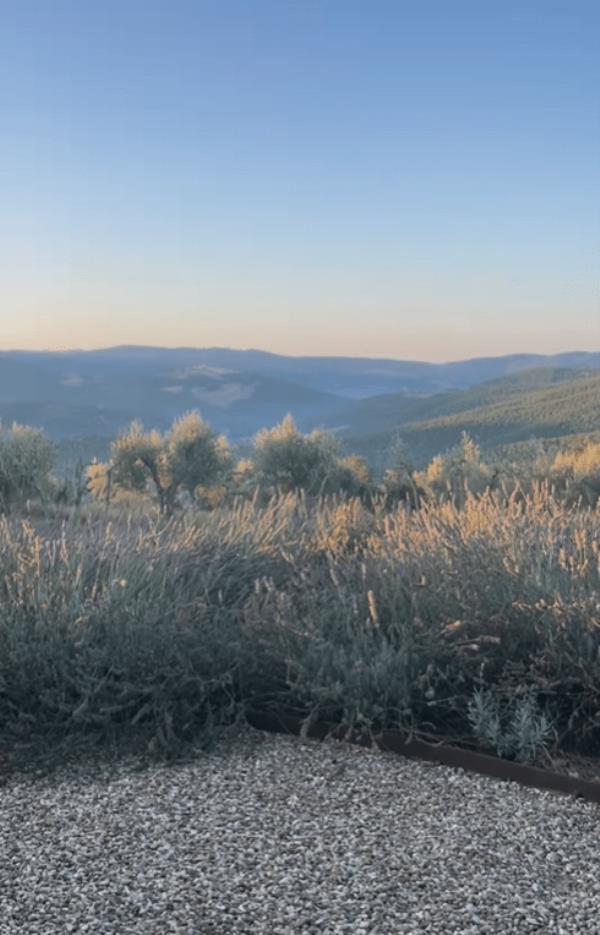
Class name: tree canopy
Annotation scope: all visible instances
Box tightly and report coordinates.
[91,412,231,514]
[0,423,55,511]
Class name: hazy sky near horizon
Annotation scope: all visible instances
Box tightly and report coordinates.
[0,0,598,362]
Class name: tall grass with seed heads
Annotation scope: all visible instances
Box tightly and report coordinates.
[1,486,600,762]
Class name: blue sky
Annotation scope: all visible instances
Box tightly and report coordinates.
[0,0,598,360]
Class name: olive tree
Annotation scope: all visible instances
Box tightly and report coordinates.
[252,415,367,497]
[98,412,231,514]
[0,423,55,512]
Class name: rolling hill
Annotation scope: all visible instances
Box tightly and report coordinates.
[404,373,600,453]
[332,368,594,438]
[0,348,599,471]
[343,371,600,467]
[0,353,345,440]
[3,345,600,405]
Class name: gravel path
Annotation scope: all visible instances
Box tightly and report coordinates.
[0,728,598,934]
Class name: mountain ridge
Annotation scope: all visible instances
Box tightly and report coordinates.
[2,346,600,398]
[0,348,599,466]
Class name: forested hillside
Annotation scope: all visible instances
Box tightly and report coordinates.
[333,367,590,438]
[343,371,600,466]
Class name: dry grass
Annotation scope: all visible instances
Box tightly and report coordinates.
[1,487,600,763]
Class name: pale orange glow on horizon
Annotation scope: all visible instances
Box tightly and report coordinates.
[1,321,598,364]
[1,265,597,363]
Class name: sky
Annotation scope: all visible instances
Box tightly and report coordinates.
[0,0,598,361]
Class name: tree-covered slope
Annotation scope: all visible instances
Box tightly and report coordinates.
[335,368,592,439]
[343,371,600,467]
[403,374,600,462]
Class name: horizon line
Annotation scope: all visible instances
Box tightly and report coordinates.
[0,343,597,368]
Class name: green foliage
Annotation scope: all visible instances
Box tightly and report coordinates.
[0,423,55,512]
[330,455,374,500]
[416,433,494,506]
[342,367,590,439]
[112,421,158,493]
[468,688,554,763]
[551,442,600,506]
[396,373,600,465]
[10,408,600,765]
[106,412,231,514]
[228,458,257,500]
[0,507,285,757]
[344,370,600,469]
[82,405,600,514]
[381,435,421,507]
[167,412,231,494]
[252,415,360,497]
[1,486,600,764]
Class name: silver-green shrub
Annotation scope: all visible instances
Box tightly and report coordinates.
[0,486,598,762]
[468,688,554,762]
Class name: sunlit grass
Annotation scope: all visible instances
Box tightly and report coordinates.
[1,487,600,762]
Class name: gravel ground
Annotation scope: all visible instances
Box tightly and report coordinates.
[0,727,599,935]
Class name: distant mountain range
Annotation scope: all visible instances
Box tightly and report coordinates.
[1,346,600,467]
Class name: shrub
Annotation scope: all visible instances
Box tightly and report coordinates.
[1,485,600,763]
[0,423,55,512]
[551,441,600,506]
[416,433,494,505]
[468,688,554,762]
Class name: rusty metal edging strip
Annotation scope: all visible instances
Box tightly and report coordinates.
[247,710,600,805]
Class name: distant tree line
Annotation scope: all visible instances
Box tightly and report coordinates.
[86,412,374,514]
[3,410,600,516]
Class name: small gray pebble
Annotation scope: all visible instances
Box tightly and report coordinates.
[0,726,598,934]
